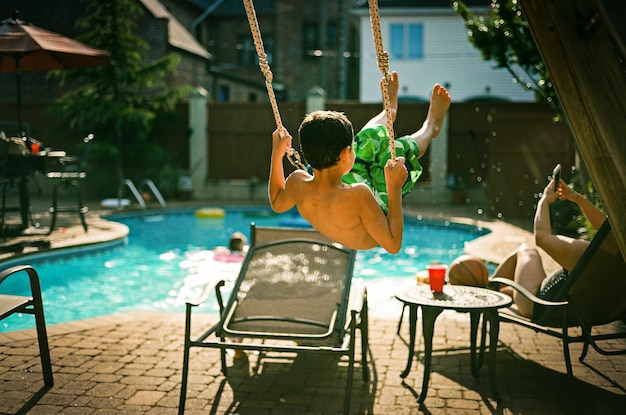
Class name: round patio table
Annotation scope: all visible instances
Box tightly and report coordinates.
[396,284,512,403]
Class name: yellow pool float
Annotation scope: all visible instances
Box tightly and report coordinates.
[195,208,226,219]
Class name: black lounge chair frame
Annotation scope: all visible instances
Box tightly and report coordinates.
[0,264,53,387]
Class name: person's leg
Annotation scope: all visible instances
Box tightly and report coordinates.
[411,84,451,158]
[363,71,399,130]
[493,249,518,278]
[536,232,590,273]
[492,249,519,297]
[534,187,589,272]
[346,71,399,213]
[347,76,450,210]
[512,244,547,318]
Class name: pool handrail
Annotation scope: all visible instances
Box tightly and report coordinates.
[118,178,166,210]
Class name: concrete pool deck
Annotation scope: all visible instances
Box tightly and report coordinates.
[1,191,625,414]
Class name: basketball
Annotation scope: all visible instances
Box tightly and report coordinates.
[448,255,489,287]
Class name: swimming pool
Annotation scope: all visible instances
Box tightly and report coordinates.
[0,207,489,332]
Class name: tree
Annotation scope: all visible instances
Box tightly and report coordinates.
[452,0,599,233]
[452,0,562,120]
[48,0,191,197]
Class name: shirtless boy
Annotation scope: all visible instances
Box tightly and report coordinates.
[269,71,451,253]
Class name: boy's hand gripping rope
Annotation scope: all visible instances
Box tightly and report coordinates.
[243,0,306,171]
[368,0,397,163]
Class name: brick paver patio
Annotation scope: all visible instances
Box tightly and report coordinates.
[1,307,625,414]
[1,194,625,414]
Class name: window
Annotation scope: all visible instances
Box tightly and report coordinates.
[219,85,230,103]
[389,23,423,60]
[237,36,256,67]
[327,22,337,48]
[238,35,273,68]
[303,22,318,58]
[302,21,338,59]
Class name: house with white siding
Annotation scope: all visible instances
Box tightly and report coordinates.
[353,0,535,103]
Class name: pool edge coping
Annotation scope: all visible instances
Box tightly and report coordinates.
[0,219,130,267]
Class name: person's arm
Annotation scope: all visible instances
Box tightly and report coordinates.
[360,157,407,254]
[535,178,593,272]
[362,71,399,130]
[383,158,405,254]
[558,179,607,231]
[268,128,296,213]
[533,180,558,244]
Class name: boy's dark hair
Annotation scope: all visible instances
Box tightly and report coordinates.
[298,110,354,170]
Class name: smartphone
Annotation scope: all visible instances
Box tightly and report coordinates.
[552,164,561,191]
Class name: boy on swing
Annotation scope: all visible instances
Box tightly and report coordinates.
[269,71,451,253]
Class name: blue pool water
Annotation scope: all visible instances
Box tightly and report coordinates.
[0,207,489,332]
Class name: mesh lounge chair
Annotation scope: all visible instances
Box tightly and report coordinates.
[0,134,34,236]
[486,219,626,375]
[0,265,53,387]
[178,237,369,415]
[250,221,333,246]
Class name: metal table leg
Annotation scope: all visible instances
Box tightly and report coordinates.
[469,310,481,376]
[416,306,443,403]
[484,309,502,401]
[400,304,418,378]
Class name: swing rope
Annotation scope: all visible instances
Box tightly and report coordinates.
[368,0,397,163]
[243,0,307,171]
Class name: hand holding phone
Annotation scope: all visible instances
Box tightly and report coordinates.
[552,164,561,192]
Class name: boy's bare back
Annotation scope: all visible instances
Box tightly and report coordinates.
[282,160,407,252]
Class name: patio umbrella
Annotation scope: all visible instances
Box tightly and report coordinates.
[0,12,110,135]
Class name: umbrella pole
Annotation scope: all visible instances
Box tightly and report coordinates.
[16,70,23,136]
[15,55,24,136]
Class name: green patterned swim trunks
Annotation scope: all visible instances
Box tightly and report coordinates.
[342,125,422,213]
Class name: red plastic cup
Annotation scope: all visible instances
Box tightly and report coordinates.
[427,264,447,292]
[31,142,40,155]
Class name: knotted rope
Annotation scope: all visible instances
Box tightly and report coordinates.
[243,0,306,170]
[368,0,396,163]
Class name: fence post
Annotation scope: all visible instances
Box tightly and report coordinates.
[188,87,208,199]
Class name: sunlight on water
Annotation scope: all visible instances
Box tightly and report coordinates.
[0,207,488,331]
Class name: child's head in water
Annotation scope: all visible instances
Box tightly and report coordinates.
[298,110,354,170]
[228,232,247,252]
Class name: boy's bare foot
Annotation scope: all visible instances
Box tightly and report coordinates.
[422,84,451,139]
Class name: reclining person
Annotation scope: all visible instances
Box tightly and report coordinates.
[493,178,607,319]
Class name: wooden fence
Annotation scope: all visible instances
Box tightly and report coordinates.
[0,100,575,219]
[204,101,574,218]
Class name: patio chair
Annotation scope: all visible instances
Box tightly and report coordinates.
[178,238,369,415]
[0,135,32,237]
[486,219,626,375]
[0,264,53,387]
[0,120,30,138]
[46,133,93,234]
